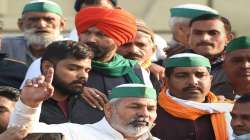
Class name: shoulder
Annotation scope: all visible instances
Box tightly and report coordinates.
[2,36,27,49]
[2,36,26,43]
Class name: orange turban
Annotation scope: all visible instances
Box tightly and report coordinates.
[75,6,137,46]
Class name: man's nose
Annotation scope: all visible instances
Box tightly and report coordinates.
[137,107,150,117]
[37,19,47,28]
[242,61,250,69]
[77,70,89,81]
[188,75,199,86]
[85,34,98,43]
[201,33,211,41]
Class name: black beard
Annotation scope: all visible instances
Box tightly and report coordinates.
[0,124,6,134]
[86,42,113,60]
[52,74,85,96]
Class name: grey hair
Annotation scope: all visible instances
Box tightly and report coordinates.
[169,17,191,32]
[109,98,121,104]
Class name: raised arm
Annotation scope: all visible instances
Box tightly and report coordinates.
[8,67,54,130]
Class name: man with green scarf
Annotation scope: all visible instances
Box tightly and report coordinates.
[19,6,152,123]
[76,6,153,110]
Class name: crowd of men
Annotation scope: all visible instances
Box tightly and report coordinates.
[0,0,250,140]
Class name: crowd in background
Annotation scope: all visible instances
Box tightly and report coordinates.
[1,0,250,140]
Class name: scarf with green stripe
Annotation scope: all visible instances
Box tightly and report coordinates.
[92,54,143,84]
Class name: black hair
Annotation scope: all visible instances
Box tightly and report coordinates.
[236,94,250,104]
[74,0,117,11]
[189,14,232,34]
[41,40,93,72]
[0,86,20,102]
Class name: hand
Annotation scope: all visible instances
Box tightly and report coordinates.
[216,95,234,103]
[149,63,165,81]
[21,67,54,108]
[0,126,28,140]
[81,87,108,111]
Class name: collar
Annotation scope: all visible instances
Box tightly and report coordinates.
[233,133,250,140]
[94,117,154,140]
[211,55,224,66]
[166,90,233,113]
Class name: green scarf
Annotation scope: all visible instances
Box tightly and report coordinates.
[92,54,143,83]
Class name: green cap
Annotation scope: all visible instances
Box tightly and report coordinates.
[170,4,218,18]
[109,84,157,101]
[164,53,211,68]
[22,0,63,16]
[226,36,250,53]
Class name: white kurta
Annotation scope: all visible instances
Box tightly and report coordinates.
[9,101,158,140]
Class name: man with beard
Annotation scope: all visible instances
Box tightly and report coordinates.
[75,6,152,110]
[223,36,250,97]
[151,53,233,140]
[0,0,65,66]
[9,79,159,140]
[0,86,28,140]
[188,14,235,99]
[36,40,98,124]
[118,20,163,93]
[231,94,250,140]
[20,6,152,117]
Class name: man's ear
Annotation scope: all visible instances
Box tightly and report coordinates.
[17,18,24,31]
[104,103,113,120]
[226,32,235,44]
[210,74,213,83]
[152,44,157,53]
[41,60,54,75]
[59,18,67,31]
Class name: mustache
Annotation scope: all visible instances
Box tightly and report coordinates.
[85,42,106,58]
[70,79,87,86]
[125,52,144,59]
[129,117,149,127]
[182,86,202,92]
[23,28,50,34]
[85,42,101,51]
[196,41,214,47]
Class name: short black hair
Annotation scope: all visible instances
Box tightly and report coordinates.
[0,86,20,102]
[74,0,117,11]
[236,94,250,104]
[41,40,93,72]
[189,14,232,34]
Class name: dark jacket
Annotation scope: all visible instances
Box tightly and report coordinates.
[40,95,104,124]
[0,53,28,88]
[151,106,216,140]
[86,65,145,95]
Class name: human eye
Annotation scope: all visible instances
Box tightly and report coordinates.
[195,72,208,78]
[208,30,219,36]
[175,73,188,78]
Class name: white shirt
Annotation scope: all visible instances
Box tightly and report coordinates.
[9,100,159,140]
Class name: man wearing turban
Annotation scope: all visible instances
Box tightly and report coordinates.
[75,6,153,111]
